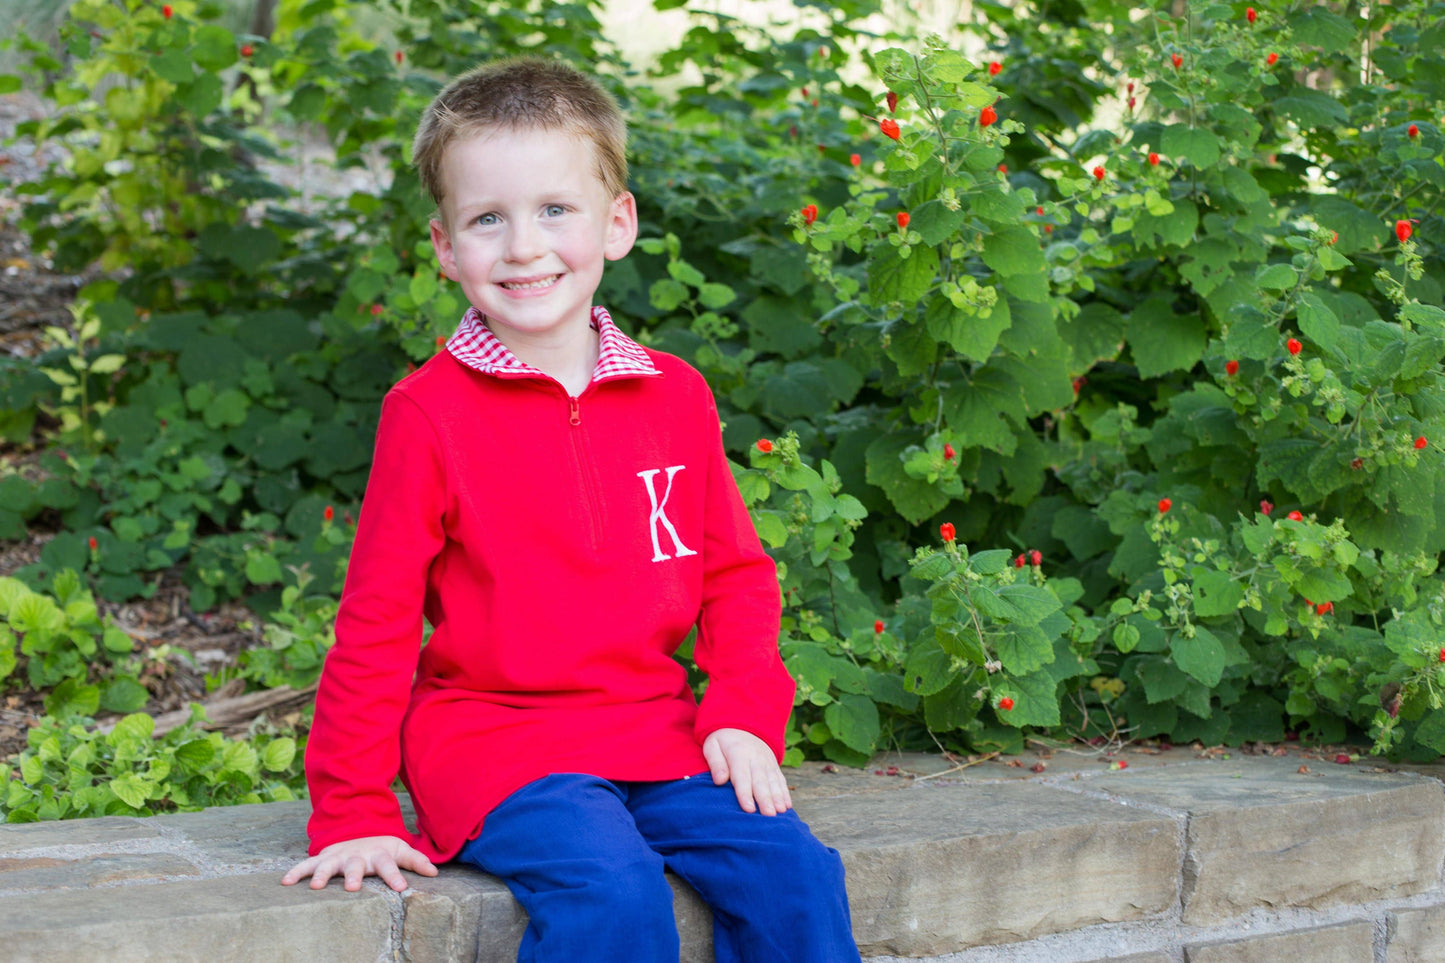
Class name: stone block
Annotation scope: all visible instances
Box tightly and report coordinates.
[0,852,199,891]
[1081,953,1173,963]
[1387,902,1445,962]
[1185,920,1374,962]
[400,863,713,963]
[802,781,1180,956]
[0,873,394,962]
[159,800,313,870]
[1086,757,1444,924]
[0,816,162,852]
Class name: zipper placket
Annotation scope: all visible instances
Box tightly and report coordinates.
[564,387,604,552]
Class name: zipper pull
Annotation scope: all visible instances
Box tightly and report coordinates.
[569,396,581,426]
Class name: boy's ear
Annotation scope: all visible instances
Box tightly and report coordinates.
[430,217,457,279]
[604,191,639,261]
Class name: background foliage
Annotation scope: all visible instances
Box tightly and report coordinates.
[1,0,1443,818]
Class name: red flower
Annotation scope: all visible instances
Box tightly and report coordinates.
[940,522,956,542]
[896,211,910,230]
[980,104,997,127]
[241,44,254,57]
[1158,497,1172,514]
[1287,337,1302,355]
[1329,231,1338,245]
[1316,601,1333,615]
[817,143,826,154]
[1225,359,1239,376]
[988,61,1002,76]
[324,505,335,522]
[1127,82,1134,94]
[1246,6,1256,23]
[1416,436,1428,450]
[1266,52,1278,65]
[1072,376,1085,392]
[817,46,828,58]
[370,304,384,316]
[1408,123,1419,139]
[1128,97,1136,110]
[1015,554,1026,569]
[1171,53,1183,68]
[1439,647,1445,663]
[849,153,861,166]
[999,696,1015,710]
[874,620,885,634]
[801,204,818,225]
[435,336,445,346]
[1148,152,1160,165]
[1093,165,1106,181]
[162,4,173,18]
[88,536,98,551]
[997,163,1008,173]
[1118,759,1129,769]
[756,438,774,453]
[1287,510,1304,521]
[1260,500,1274,515]
[1397,219,1413,243]
[1029,549,1042,566]
[886,90,898,114]
[1036,206,1044,215]
[802,87,808,97]
[880,119,901,141]
[344,511,354,526]
[1351,458,1363,470]
[1045,224,1054,233]
[395,50,403,65]
[943,443,955,460]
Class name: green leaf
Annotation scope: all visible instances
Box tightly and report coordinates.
[924,296,1008,362]
[45,679,100,719]
[697,283,736,310]
[1161,124,1220,168]
[191,25,239,71]
[245,553,284,586]
[980,226,1046,277]
[174,738,216,770]
[1296,292,1340,353]
[261,738,297,772]
[1171,627,1226,687]
[150,47,195,83]
[109,771,150,810]
[100,679,150,713]
[178,73,224,117]
[824,694,881,754]
[1126,296,1207,377]
[1192,569,1244,618]
[868,243,938,305]
[991,583,1062,626]
[993,623,1056,674]
[994,670,1061,727]
[1255,263,1299,291]
[1413,710,1445,754]
[904,637,956,696]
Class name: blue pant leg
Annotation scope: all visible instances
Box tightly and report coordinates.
[628,773,860,963]
[455,773,679,963]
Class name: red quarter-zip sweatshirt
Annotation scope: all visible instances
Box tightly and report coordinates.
[303,306,793,860]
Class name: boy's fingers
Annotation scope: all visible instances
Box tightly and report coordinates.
[731,764,757,813]
[374,855,405,891]
[703,738,729,785]
[309,860,335,890]
[400,850,439,877]
[343,857,365,892]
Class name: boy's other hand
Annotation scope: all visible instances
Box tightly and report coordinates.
[281,835,439,893]
[702,728,793,816]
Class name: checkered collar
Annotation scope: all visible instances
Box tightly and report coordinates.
[444,304,660,384]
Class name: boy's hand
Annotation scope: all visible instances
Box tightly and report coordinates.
[702,728,793,816]
[281,835,438,893]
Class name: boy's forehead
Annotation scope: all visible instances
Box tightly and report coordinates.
[439,126,607,199]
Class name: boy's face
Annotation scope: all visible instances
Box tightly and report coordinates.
[430,127,636,349]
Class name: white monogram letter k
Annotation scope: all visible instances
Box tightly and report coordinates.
[637,466,698,562]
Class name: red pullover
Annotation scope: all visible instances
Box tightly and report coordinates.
[304,306,793,860]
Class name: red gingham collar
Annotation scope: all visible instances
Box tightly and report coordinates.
[444,304,660,384]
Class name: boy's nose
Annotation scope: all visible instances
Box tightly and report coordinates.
[505,221,545,262]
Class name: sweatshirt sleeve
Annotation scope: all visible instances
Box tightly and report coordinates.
[690,388,795,760]
[304,389,447,856]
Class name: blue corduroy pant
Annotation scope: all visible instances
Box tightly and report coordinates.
[456,771,860,963]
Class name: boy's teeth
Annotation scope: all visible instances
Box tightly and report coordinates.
[502,276,559,290]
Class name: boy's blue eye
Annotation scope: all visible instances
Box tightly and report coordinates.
[477,213,499,225]
[545,204,566,217]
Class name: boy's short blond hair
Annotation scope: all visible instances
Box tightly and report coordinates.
[412,57,629,211]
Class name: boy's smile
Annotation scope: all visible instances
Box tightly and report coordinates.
[430,127,637,374]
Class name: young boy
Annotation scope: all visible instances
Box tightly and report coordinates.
[280,57,860,961]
